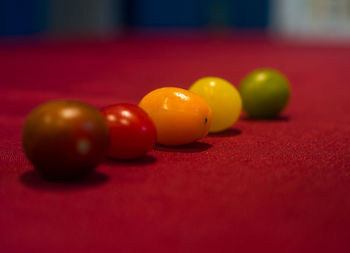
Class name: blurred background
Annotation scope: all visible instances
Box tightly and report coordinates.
[1,0,350,40]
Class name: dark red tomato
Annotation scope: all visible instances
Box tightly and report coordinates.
[22,100,109,179]
[101,104,157,159]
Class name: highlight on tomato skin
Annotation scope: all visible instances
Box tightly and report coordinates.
[101,103,157,159]
[139,87,212,146]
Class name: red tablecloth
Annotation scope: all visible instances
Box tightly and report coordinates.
[1,34,350,253]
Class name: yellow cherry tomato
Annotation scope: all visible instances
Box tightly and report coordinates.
[189,77,242,133]
[139,87,212,146]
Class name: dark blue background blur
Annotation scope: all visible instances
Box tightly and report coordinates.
[127,0,269,28]
[0,0,47,36]
[0,0,270,37]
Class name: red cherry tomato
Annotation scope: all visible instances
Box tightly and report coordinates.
[101,104,157,159]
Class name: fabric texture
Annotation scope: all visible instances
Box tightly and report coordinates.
[0,34,350,253]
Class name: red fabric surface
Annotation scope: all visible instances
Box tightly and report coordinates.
[1,34,350,253]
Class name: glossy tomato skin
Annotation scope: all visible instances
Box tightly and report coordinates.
[101,104,157,159]
[22,100,109,179]
[139,87,212,146]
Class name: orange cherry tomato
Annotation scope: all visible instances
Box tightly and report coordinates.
[139,87,212,146]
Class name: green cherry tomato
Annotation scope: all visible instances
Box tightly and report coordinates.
[239,69,291,119]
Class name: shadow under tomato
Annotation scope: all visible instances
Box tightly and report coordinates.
[242,115,290,122]
[20,170,109,191]
[155,141,212,153]
[103,155,157,184]
[208,128,242,138]
[104,154,157,167]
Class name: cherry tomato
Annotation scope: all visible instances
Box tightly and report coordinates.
[101,104,157,159]
[139,87,212,146]
[239,69,291,118]
[22,100,109,179]
[189,77,242,133]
